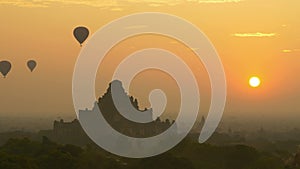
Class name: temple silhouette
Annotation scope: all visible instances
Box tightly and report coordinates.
[94,80,175,138]
[39,80,177,145]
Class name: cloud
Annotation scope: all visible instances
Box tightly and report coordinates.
[148,3,164,7]
[188,0,243,3]
[0,0,121,8]
[0,1,49,8]
[282,49,300,53]
[110,7,123,11]
[233,32,276,37]
[0,0,244,8]
[283,49,292,53]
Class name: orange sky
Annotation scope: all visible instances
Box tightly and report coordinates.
[0,0,299,119]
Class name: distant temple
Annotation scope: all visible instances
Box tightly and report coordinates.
[95,80,175,138]
[39,119,91,145]
[39,80,175,145]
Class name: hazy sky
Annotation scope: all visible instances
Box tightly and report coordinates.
[0,0,299,120]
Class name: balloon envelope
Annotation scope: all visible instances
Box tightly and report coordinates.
[73,26,89,46]
[27,60,37,72]
[0,61,12,78]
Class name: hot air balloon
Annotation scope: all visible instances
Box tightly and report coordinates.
[27,60,37,72]
[73,26,89,46]
[0,60,12,78]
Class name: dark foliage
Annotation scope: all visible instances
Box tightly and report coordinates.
[0,137,290,169]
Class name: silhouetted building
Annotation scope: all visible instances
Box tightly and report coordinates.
[39,119,90,145]
[39,80,175,145]
[86,80,175,138]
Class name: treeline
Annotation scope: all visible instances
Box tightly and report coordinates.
[0,136,296,169]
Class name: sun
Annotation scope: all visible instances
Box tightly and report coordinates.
[249,76,261,88]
